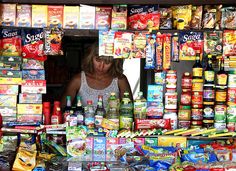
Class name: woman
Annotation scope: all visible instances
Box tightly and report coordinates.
[61,42,133,109]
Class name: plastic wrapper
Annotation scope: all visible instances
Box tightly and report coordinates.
[221,7,236,29]
[132,31,148,58]
[159,8,172,29]
[191,6,203,29]
[204,31,223,56]
[172,5,192,29]
[44,28,64,56]
[145,34,156,69]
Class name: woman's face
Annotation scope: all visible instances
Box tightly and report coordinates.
[93,56,112,74]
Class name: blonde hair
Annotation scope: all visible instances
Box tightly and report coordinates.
[81,42,124,77]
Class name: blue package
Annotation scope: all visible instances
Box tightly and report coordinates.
[181,152,218,163]
[149,160,170,171]
[145,34,156,69]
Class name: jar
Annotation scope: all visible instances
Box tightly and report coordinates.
[191,91,203,108]
[203,119,214,128]
[215,86,227,104]
[203,84,215,102]
[178,106,191,121]
[180,89,191,105]
[192,79,203,92]
[214,104,227,123]
[203,105,214,120]
[166,70,177,89]
[163,110,178,130]
[191,120,203,126]
[191,108,203,121]
[227,87,236,105]
[182,72,192,89]
[178,120,191,129]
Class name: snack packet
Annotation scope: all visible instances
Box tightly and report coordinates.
[159,8,172,29]
[204,31,223,56]
[223,30,236,56]
[172,5,192,29]
[145,34,156,69]
[221,7,236,29]
[191,6,203,29]
[128,5,148,30]
[132,31,148,58]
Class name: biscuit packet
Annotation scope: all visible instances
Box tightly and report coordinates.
[221,7,236,29]
[0,28,22,56]
[159,8,172,30]
[44,28,64,56]
[190,6,203,29]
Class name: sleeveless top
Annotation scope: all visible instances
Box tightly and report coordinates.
[78,71,119,107]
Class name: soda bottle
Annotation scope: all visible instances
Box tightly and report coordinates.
[84,100,95,129]
[43,102,51,125]
[134,91,147,119]
[119,91,133,130]
[95,95,106,129]
[74,96,84,125]
[63,96,72,124]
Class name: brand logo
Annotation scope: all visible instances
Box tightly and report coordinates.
[130,7,144,15]
[182,32,201,42]
[25,32,43,43]
[3,31,18,38]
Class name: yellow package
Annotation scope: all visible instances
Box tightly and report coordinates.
[12,142,37,171]
[172,5,192,29]
[158,136,187,148]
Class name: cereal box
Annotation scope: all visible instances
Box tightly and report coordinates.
[96,6,112,30]
[0,95,17,107]
[17,104,42,115]
[0,107,17,117]
[32,5,47,28]
[98,30,115,56]
[0,85,18,95]
[179,31,204,60]
[111,5,127,30]
[17,114,42,123]
[1,29,22,57]
[80,5,95,29]
[158,136,187,148]
[106,137,118,161]
[21,80,46,94]
[19,93,42,104]
[85,137,93,161]
[0,4,16,26]
[48,5,64,28]
[93,137,106,161]
[147,84,163,102]
[113,31,133,59]
[16,4,32,27]
[63,6,80,29]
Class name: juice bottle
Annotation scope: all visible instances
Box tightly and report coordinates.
[119,91,133,130]
[134,91,147,119]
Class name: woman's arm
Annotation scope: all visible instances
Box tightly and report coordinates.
[118,74,133,102]
[60,73,81,109]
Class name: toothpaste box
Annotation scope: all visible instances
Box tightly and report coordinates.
[93,137,106,161]
[21,80,46,94]
[17,104,42,115]
[0,85,18,95]
[106,137,118,161]
[0,106,17,117]
[22,70,45,80]
[19,93,42,104]
[0,95,17,107]
[17,114,42,123]
[22,59,44,70]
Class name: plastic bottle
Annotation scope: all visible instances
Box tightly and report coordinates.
[43,102,51,125]
[95,95,106,129]
[119,91,133,130]
[63,96,72,124]
[106,92,120,120]
[134,91,147,119]
[51,101,62,125]
[74,96,84,125]
[163,110,178,130]
[84,100,95,129]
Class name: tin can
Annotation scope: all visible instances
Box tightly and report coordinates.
[214,104,227,123]
[215,86,227,103]
[192,79,204,92]
[227,122,235,132]
[192,91,203,108]
[191,108,203,121]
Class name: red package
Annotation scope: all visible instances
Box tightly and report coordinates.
[22,28,47,61]
[1,29,21,56]
[155,33,163,70]
[135,119,171,130]
[128,5,148,30]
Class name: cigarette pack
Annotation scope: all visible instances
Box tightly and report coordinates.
[0,106,17,117]
[22,70,45,80]
[21,80,46,94]
[0,85,18,94]
[19,93,42,104]
[0,95,17,107]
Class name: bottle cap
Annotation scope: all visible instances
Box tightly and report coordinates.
[87,100,93,105]
[43,102,50,107]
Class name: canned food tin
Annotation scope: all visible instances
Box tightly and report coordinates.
[203,105,214,120]
[178,120,191,129]
[191,108,203,121]
[227,122,235,132]
[178,108,191,121]
[192,79,204,92]
[214,122,226,130]
[214,104,227,123]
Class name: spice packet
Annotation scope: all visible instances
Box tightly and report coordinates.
[159,8,172,29]
[145,34,156,69]
[98,30,115,56]
[190,6,203,29]
[111,5,127,30]
[204,31,223,56]
[221,7,236,29]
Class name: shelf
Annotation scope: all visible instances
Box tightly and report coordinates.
[2,0,236,5]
